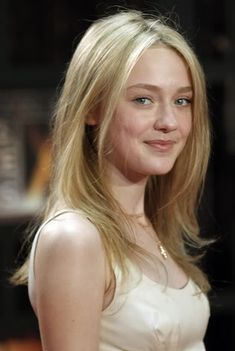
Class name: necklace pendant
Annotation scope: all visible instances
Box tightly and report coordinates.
[158,243,168,259]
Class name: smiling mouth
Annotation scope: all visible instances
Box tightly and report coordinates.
[144,140,175,151]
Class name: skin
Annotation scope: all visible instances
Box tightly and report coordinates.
[33,46,193,350]
[106,46,192,214]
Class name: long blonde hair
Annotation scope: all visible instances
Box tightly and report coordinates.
[13,10,211,291]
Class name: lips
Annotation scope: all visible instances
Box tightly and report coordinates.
[144,139,175,151]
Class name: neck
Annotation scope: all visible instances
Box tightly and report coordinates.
[106,161,148,214]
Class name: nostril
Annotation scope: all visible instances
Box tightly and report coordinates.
[153,120,177,132]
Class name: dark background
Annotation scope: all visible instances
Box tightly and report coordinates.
[0,0,234,350]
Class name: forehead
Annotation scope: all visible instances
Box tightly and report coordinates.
[126,46,192,90]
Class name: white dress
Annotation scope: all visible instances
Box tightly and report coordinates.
[99,262,210,351]
[28,212,210,351]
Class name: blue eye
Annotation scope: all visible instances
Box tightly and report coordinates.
[134,97,152,105]
[175,98,192,106]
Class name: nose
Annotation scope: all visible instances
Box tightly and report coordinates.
[153,103,178,133]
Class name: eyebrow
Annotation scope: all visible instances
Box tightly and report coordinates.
[127,83,193,93]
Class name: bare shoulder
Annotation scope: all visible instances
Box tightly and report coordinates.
[33,211,107,349]
[34,210,107,298]
[36,212,103,255]
[38,212,99,239]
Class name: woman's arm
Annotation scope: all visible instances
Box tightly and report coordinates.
[34,212,107,351]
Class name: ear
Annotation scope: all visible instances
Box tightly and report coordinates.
[86,112,99,126]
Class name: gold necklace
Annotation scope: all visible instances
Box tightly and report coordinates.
[127,213,168,260]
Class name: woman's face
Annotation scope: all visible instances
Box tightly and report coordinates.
[106,46,193,181]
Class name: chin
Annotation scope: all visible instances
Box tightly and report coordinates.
[152,169,173,176]
[147,162,176,176]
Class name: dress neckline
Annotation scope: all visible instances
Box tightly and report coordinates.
[125,258,191,292]
[141,271,191,292]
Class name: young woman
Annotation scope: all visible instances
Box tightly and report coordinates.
[13,10,211,351]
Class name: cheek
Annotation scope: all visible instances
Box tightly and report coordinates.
[181,115,192,140]
[185,124,192,139]
[179,122,192,154]
[112,113,143,140]
[108,118,132,149]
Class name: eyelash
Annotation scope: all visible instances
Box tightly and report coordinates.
[132,96,192,106]
[133,97,152,105]
[175,97,192,106]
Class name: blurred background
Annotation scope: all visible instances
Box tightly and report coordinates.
[0,0,234,350]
